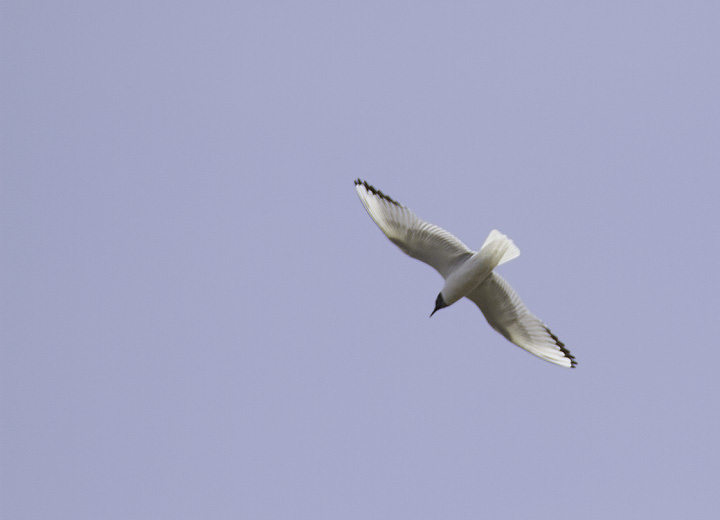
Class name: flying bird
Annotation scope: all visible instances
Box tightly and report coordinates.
[354,179,576,368]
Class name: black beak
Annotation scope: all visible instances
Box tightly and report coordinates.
[430,293,446,317]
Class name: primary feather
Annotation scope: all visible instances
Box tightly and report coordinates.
[355,179,472,278]
[466,273,576,368]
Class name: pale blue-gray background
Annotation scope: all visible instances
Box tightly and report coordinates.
[3,1,719,518]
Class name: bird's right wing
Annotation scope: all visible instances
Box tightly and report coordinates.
[466,272,576,368]
[355,179,472,279]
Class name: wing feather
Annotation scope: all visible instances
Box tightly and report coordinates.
[355,180,472,278]
[466,272,576,368]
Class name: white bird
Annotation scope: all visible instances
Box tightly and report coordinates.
[354,179,576,368]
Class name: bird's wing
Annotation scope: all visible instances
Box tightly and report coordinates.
[355,179,472,278]
[466,272,576,368]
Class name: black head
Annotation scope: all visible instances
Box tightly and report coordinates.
[430,293,447,317]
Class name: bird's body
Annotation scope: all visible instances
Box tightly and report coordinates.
[354,179,576,368]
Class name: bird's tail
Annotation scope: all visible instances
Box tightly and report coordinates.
[480,229,520,267]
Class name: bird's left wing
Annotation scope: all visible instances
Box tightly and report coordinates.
[466,272,576,368]
[355,179,472,279]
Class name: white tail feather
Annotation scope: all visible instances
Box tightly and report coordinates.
[481,229,520,266]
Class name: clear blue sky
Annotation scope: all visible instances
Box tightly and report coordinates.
[3,1,719,518]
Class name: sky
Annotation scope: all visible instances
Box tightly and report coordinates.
[2,1,720,518]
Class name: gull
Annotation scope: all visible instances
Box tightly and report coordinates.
[354,179,576,368]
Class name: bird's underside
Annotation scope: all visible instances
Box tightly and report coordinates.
[354,179,576,368]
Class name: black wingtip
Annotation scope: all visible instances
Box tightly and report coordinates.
[544,326,577,368]
[354,179,403,207]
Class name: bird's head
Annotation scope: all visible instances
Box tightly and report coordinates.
[430,293,447,317]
